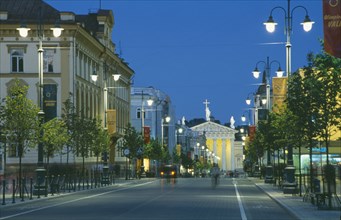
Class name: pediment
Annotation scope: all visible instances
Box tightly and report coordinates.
[191,121,237,139]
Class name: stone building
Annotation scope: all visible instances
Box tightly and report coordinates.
[0,0,134,177]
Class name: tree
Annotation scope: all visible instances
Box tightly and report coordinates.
[42,118,69,170]
[307,52,341,208]
[92,121,110,170]
[0,79,40,196]
[73,116,97,177]
[121,123,143,159]
[144,138,163,161]
[311,52,341,165]
[61,94,77,164]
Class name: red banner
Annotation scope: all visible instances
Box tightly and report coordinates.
[323,0,341,58]
[143,126,150,144]
[249,125,256,142]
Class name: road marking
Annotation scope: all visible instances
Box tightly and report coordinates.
[0,181,154,220]
[233,178,247,220]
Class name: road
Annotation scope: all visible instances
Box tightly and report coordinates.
[0,177,298,220]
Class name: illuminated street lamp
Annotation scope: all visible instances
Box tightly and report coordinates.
[91,68,120,183]
[252,57,283,111]
[161,116,171,149]
[17,7,63,194]
[252,57,282,184]
[264,0,314,193]
[264,0,314,77]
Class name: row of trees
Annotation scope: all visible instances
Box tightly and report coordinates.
[0,81,111,189]
[244,50,340,207]
[0,79,177,183]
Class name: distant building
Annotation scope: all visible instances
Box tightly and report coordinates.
[130,86,176,152]
[0,0,134,177]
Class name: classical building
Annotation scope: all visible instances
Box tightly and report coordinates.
[190,102,241,172]
[191,121,241,172]
[0,0,134,176]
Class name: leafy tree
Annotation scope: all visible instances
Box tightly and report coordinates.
[287,65,320,192]
[144,138,163,161]
[311,52,341,165]
[0,80,39,195]
[92,121,110,170]
[73,116,97,176]
[61,94,77,164]
[42,118,69,169]
[121,123,143,159]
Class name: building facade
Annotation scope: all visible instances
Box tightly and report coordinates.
[130,87,176,152]
[0,0,134,177]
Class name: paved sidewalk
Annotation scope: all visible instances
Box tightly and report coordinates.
[250,178,341,220]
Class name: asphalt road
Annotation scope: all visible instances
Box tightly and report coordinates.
[0,178,298,220]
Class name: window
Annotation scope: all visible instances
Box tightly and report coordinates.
[136,107,141,119]
[136,107,146,119]
[43,49,54,73]
[11,49,24,72]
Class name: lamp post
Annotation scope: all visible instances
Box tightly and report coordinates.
[91,67,120,184]
[264,0,314,193]
[17,7,63,194]
[252,57,283,184]
[139,90,153,177]
[161,116,171,149]
[264,0,314,77]
[252,56,283,112]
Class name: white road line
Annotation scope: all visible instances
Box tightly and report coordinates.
[233,179,247,220]
[0,181,154,220]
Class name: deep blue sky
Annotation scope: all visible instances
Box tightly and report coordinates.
[46,0,324,125]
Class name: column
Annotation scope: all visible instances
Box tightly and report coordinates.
[222,139,227,171]
[230,137,235,170]
[213,138,217,164]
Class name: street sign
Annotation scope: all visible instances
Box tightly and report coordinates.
[124,149,130,156]
[137,147,143,155]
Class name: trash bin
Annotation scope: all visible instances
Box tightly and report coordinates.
[313,178,320,193]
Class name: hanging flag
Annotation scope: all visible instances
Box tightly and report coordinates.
[272,77,288,113]
[107,109,116,134]
[143,126,150,144]
[249,125,256,142]
[323,0,341,58]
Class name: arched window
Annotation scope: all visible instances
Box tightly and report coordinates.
[136,107,141,119]
[11,49,24,72]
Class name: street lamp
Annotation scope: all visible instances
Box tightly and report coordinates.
[252,57,282,184]
[91,69,121,129]
[17,7,63,194]
[264,0,313,193]
[139,90,153,176]
[252,57,283,111]
[161,116,171,149]
[91,67,120,183]
[263,0,314,77]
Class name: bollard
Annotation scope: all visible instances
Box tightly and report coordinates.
[45,176,48,197]
[12,179,15,204]
[30,178,33,200]
[21,178,25,202]
[2,179,6,205]
[51,175,54,196]
[37,176,41,199]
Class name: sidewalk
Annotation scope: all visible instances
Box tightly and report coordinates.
[250,177,341,220]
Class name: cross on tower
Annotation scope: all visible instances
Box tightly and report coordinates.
[203,99,211,121]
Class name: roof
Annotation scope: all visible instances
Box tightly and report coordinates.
[0,0,60,23]
[191,121,237,139]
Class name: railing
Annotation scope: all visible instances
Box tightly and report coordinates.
[1,170,117,205]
